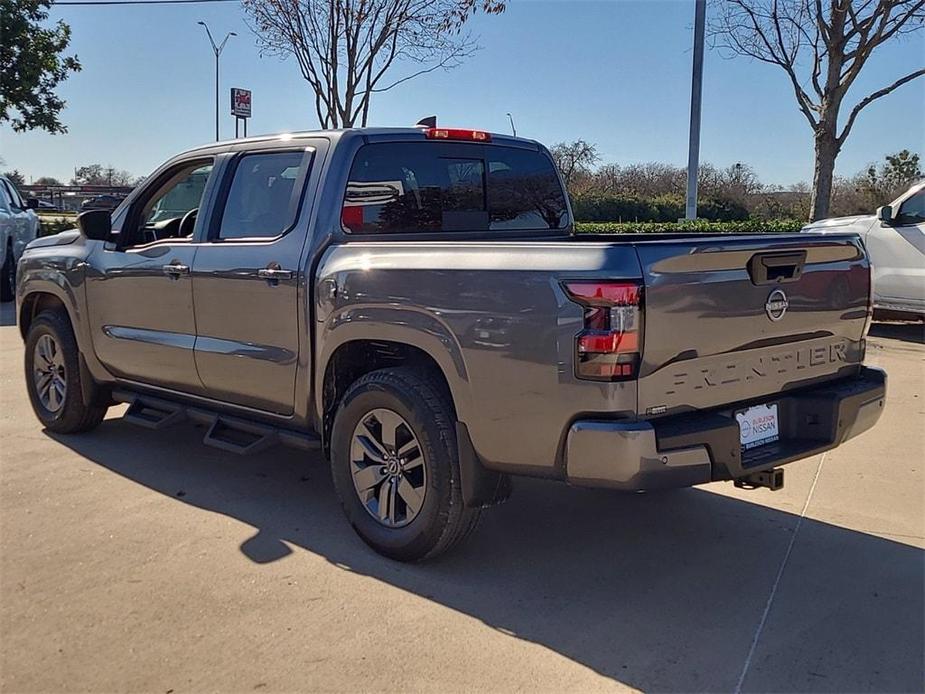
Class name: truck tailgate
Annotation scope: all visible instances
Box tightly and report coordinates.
[634,233,870,417]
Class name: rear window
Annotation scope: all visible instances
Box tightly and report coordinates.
[342,142,568,234]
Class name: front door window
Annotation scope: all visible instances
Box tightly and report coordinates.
[124,162,213,247]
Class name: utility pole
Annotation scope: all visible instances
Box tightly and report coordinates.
[685,0,706,221]
[197,21,236,142]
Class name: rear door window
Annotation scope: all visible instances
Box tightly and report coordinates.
[343,142,567,234]
[218,150,309,240]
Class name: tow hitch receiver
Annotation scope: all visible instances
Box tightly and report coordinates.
[734,468,785,491]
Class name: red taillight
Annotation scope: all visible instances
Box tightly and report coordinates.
[423,128,492,142]
[563,281,643,381]
[341,205,363,231]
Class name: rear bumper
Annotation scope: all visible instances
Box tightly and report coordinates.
[565,366,886,491]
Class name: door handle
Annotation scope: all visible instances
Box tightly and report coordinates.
[257,266,294,281]
[747,251,806,285]
[162,262,190,277]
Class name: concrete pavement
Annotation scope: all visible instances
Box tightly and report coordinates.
[1,302,922,693]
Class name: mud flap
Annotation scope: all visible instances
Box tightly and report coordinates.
[456,421,511,508]
[78,353,110,407]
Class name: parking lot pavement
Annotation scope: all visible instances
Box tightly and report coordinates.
[1,302,922,693]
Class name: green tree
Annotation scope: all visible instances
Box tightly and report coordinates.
[71,164,134,187]
[0,0,81,133]
[862,149,923,205]
[2,170,26,186]
[880,150,922,188]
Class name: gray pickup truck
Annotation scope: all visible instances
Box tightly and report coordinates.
[17,126,886,560]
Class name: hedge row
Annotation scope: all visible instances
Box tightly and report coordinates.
[574,219,805,234]
[37,217,805,239]
[570,193,751,223]
[38,219,76,237]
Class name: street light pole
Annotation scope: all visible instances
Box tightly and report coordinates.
[506,112,517,137]
[197,21,236,142]
[684,0,706,221]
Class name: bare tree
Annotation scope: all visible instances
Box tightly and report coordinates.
[710,0,924,220]
[243,0,504,128]
[550,140,600,190]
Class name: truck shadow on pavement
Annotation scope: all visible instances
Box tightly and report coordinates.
[50,420,923,693]
[869,321,925,344]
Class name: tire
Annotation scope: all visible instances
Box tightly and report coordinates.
[0,242,14,303]
[330,367,480,562]
[24,310,107,434]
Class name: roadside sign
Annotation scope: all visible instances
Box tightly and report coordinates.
[231,88,252,118]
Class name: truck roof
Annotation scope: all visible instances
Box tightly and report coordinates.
[183,127,538,156]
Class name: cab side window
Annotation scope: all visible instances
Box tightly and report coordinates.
[1,180,22,210]
[0,182,11,212]
[896,191,925,226]
[217,151,308,240]
[123,161,213,248]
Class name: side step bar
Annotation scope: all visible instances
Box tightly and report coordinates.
[113,390,321,456]
[123,398,186,430]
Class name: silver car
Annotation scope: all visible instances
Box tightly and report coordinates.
[0,175,41,302]
[803,181,925,319]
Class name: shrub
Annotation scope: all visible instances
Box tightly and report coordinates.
[38,218,77,237]
[569,193,749,222]
[574,219,804,234]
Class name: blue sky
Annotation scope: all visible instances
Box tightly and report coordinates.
[1,0,923,185]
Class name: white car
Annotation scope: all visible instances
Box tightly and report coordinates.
[0,175,41,302]
[803,181,925,319]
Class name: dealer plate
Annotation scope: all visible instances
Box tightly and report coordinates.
[735,403,780,450]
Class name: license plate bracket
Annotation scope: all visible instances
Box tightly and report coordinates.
[735,403,780,450]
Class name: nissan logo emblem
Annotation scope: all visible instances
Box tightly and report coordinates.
[766,289,789,321]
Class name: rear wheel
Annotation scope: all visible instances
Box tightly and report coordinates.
[24,310,107,433]
[1,242,14,302]
[330,367,480,561]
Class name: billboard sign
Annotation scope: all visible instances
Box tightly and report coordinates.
[231,88,252,118]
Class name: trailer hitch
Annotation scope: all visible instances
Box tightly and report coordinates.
[734,468,784,491]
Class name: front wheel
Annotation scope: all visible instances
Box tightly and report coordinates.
[330,367,480,562]
[24,310,108,433]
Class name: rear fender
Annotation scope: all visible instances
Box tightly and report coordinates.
[314,304,472,426]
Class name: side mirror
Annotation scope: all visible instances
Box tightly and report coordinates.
[25,198,39,210]
[876,205,893,224]
[77,209,112,241]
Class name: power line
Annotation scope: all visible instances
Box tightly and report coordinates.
[52,0,238,5]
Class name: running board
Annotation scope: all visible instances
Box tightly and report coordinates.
[203,417,276,455]
[113,390,321,455]
[123,398,186,430]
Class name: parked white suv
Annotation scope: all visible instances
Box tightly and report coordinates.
[0,175,41,302]
[803,181,925,319]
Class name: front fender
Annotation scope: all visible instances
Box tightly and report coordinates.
[16,237,102,376]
